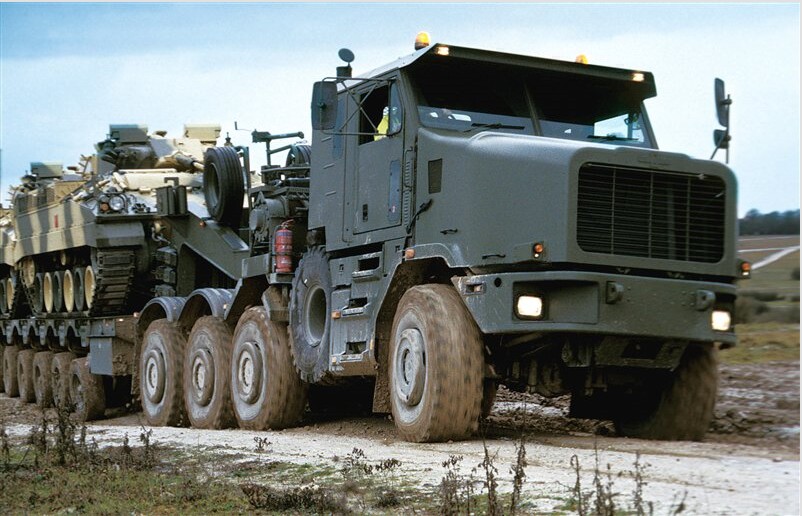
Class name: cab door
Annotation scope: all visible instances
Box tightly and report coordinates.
[347,79,405,237]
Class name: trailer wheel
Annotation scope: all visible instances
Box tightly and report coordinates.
[615,343,718,441]
[33,351,54,408]
[51,351,76,409]
[183,316,236,429]
[3,345,20,397]
[203,146,243,227]
[231,307,307,430]
[70,357,106,421]
[141,319,186,427]
[17,349,36,403]
[289,247,334,384]
[389,284,484,442]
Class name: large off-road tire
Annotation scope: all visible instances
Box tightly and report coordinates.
[203,146,244,227]
[51,351,76,408]
[33,351,54,408]
[17,349,36,403]
[70,357,106,421]
[183,316,236,429]
[141,319,186,427]
[3,345,20,397]
[231,307,307,430]
[389,284,484,442]
[614,343,719,441]
[289,247,334,384]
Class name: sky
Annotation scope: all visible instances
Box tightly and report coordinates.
[0,3,799,217]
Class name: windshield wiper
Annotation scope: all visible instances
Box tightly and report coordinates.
[587,135,638,142]
[463,122,525,134]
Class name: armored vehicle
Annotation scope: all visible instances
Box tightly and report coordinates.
[0,124,256,421]
[4,38,745,443]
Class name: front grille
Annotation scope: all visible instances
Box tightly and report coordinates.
[577,164,726,263]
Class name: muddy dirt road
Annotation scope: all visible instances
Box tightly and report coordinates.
[2,360,799,514]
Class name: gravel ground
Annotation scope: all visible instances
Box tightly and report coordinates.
[1,361,799,514]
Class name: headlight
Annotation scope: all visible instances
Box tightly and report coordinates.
[515,295,544,319]
[108,195,126,212]
[711,310,731,332]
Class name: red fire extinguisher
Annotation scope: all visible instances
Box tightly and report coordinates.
[274,220,293,273]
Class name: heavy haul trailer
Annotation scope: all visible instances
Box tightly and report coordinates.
[3,38,745,443]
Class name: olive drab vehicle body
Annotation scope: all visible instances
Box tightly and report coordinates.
[1,40,743,443]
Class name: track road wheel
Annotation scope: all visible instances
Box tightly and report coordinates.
[203,146,244,227]
[17,349,36,402]
[70,357,106,421]
[289,247,333,384]
[33,351,54,408]
[3,345,20,397]
[231,307,307,430]
[141,319,186,427]
[389,284,484,443]
[183,316,236,429]
[51,352,76,409]
[615,343,719,441]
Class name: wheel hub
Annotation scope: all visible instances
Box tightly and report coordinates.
[144,349,166,403]
[236,340,262,403]
[191,348,215,406]
[394,328,426,407]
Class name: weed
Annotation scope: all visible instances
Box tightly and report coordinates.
[253,436,272,453]
[439,454,466,515]
[479,439,502,516]
[240,482,349,513]
[509,435,527,515]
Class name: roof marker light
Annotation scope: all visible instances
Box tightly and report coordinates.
[415,32,431,50]
[632,72,645,82]
[575,54,588,64]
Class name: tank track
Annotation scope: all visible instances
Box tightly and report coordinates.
[89,248,137,316]
[18,248,137,318]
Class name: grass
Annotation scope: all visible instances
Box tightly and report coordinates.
[723,322,800,364]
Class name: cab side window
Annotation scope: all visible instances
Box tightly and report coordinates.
[358,83,402,145]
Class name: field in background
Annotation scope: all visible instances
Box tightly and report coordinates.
[727,235,800,364]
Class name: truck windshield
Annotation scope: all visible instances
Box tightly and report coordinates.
[408,57,655,148]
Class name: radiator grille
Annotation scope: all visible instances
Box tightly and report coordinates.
[577,164,726,263]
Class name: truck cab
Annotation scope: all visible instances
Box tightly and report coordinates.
[298,41,738,442]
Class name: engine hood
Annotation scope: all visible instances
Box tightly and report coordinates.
[413,128,738,278]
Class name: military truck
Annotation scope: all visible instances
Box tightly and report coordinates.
[4,38,744,443]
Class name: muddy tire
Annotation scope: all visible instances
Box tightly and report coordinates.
[615,343,718,441]
[3,345,20,397]
[17,349,36,402]
[231,307,307,430]
[141,319,186,427]
[33,351,54,408]
[70,357,106,421]
[51,351,76,409]
[389,284,484,442]
[183,316,236,429]
[289,247,334,384]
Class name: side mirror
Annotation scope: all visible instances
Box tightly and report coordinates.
[311,81,338,131]
[714,78,730,128]
[713,129,730,149]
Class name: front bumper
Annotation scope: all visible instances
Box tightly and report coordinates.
[453,270,736,346]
